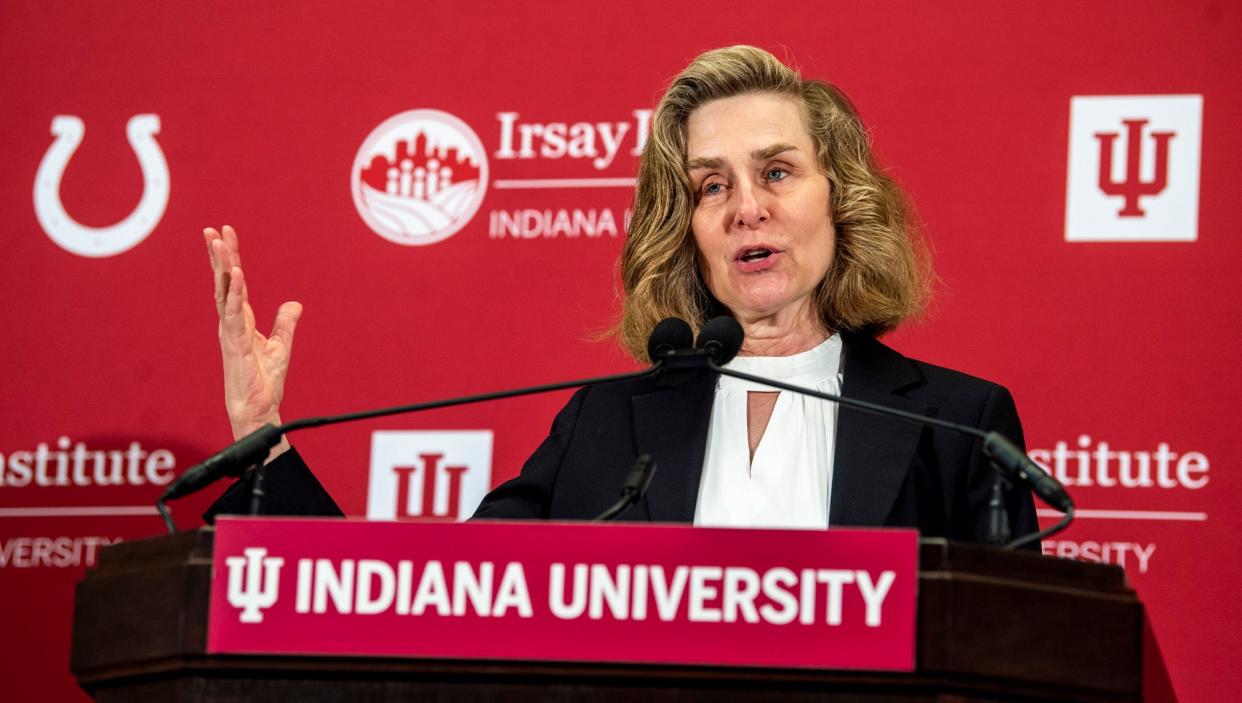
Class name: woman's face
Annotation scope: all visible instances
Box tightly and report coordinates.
[687,92,835,327]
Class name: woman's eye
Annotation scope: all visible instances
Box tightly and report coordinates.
[765,168,788,182]
[702,182,726,197]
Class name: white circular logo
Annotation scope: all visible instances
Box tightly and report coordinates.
[351,110,489,246]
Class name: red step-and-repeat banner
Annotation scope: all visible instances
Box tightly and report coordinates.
[2,2,1238,700]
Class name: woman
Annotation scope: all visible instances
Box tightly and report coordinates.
[204,46,1038,543]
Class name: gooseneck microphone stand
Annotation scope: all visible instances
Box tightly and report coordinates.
[677,316,1075,551]
[156,366,664,533]
[707,360,1073,549]
[593,455,657,522]
[161,316,1073,551]
[156,320,695,533]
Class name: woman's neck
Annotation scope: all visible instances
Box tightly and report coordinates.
[734,303,830,357]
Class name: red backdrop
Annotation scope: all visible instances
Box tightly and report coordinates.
[2,2,1238,700]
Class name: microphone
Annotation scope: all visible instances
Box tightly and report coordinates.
[678,315,1074,548]
[159,320,693,530]
[647,317,693,361]
[696,316,744,364]
[160,424,283,503]
[649,316,743,373]
[593,455,657,522]
[982,432,1073,513]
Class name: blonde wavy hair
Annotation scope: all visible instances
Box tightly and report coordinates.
[618,45,931,361]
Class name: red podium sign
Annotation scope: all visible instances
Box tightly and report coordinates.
[208,518,918,670]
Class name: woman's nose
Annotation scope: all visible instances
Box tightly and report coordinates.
[732,181,770,229]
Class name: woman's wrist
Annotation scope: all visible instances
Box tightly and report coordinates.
[264,437,292,464]
[231,414,291,465]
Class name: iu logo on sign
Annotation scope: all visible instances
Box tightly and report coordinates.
[351,110,489,246]
[1065,95,1203,242]
[225,547,284,623]
[366,430,493,521]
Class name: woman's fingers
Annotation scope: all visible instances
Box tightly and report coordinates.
[204,226,238,271]
[203,224,294,446]
[219,266,251,352]
[270,301,303,350]
[206,228,225,313]
[210,239,230,316]
[222,225,242,269]
[205,227,243,318]
[204,227,220,270]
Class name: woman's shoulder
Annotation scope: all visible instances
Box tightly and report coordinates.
[841,331,1015,414]
[573,364,716,406]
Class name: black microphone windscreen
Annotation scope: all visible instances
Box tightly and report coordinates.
[647,317,694,361]
[697,316,744,365]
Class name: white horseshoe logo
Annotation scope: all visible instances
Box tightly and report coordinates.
[33,114,170,258]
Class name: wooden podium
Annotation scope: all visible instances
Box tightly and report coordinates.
[71,528,1143,702]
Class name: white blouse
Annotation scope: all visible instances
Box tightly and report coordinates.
[693,334,844,530]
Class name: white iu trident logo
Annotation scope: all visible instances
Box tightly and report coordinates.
[225,547,284,623]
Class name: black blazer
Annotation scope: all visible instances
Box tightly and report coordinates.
[206,332,1038,545]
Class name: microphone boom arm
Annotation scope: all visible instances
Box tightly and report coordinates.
[158,365,664,531]
[707,361,1075,548]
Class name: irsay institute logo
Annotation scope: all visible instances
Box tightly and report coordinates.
[351,110,489,246]
[1065,95,1202,242]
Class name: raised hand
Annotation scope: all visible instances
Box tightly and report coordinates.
[205,225,301,460]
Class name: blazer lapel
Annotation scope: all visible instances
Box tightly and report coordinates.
[829,333,928,527]
[632,370,718,523]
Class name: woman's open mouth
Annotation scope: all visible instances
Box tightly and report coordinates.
[735,247,780,272]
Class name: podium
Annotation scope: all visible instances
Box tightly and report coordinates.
[71,526,1143,702]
